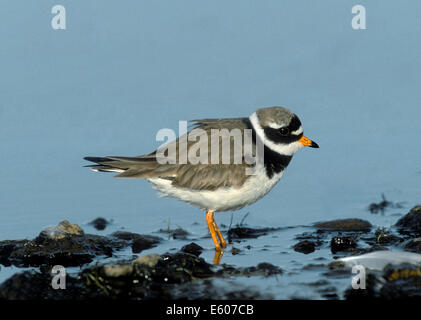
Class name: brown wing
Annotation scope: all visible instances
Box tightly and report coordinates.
[84,117,255,190]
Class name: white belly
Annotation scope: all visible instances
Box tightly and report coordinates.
[147,167,284,212]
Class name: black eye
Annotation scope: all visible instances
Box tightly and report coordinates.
[279,127,289,136]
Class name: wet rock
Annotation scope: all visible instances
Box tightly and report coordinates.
[111,231,162,254]
[78,252,215,299]
[218,262,282,277]
[102,263,134,278]
[404,238,421,253]
[294,231,326,251]
[395,206,421,236]
[381,263,421,298]
[0,240,26,267]
[373,227,402,245]
[345,263,421,299]
[180,243,203,256]
[0,222,129,267]
[0,248,289,300]
[133,253,161,268]
[231,247,240,255]
[249,262,283,276]
[293,240,316,254]
[344,272,380,299]
[314,219,372,232]
[89,217,110,231]
[330,236,357,254]
[227,226,279,242]
[39,220,84,240]
[0,270,85,300]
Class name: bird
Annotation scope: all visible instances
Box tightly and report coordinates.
[84,106,319,261]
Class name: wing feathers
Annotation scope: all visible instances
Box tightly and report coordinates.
[84,117,254,189]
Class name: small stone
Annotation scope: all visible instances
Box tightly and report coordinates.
[103,264,133,277]
[132,254,161,268]
[293,240,316,254]
[374,228,401,244]
[57,220,84,236]
[256,262,283,276]
[314,219,372,232]
[39,220,84,240]
[180,243,203,256]
[227,226,279,241]
[231,247,240,255]
[89,217,109,231]
[112,231,162,254]
[330,236,357,254]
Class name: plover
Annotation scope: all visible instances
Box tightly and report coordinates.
[85,106,318,256]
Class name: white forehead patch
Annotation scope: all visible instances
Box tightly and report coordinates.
[291,126,303,136]
[266,121,286,129]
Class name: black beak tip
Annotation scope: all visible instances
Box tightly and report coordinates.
[310,141,319,148]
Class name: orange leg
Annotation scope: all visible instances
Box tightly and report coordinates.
[213,220,227,248]
[213,249,224,265]
[206,210,227,250]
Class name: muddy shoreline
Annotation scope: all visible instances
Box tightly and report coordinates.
[1,205,420,300]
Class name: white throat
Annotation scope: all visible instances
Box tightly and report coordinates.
[249,112,304,156]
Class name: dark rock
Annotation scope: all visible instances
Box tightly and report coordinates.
[345,263,421,299]
[344,272,380,299]
[131,237,161,254]
[218,262,282,277]
[180,243,203,256]
[293,240,316,254]
[0,221,131,268]
[330,236,357,254]
[111,231,162,254]
[294,231,326,252]
[314,219,372,232]
[227,226,279,242]
[404,238,421,253]
[373,227,402,245]
[0,270,85,300]
[253,262,283,276]
[79,252,215,299]
[395,206,421,236]
[0,233,127,267]
[0,247,289,300]
[0,240,26,267]
[89,217,110,231]
[380,263,421,298]
[0,252,214,300]
[231,247,240,255]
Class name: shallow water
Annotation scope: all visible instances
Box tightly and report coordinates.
[0,1,420,297]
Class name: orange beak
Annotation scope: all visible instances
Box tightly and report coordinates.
[299,136,319,148]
